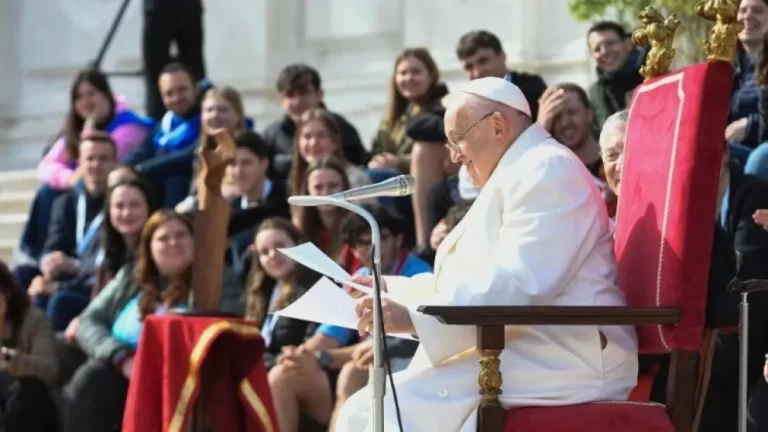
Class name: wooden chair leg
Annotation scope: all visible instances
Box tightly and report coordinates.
[666,349,698,432]
[692,330,717,431]
[477,325,505,432]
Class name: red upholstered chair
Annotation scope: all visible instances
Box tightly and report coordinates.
[418,59,733,432]
[122,315,278,432]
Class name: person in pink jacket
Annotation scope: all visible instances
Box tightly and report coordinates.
[14,69,154,290]
[37,68,154,190]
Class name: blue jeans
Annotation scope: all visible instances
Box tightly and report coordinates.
[12,265,39,292]
[155,173,193,208]
[745,143,768,183]
[34,290,90,331]
[17,184,65,264]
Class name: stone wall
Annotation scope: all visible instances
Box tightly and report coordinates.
[0,0,595,170]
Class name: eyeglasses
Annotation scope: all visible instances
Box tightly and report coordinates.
[348,232,392,247]
[445,112,495,153]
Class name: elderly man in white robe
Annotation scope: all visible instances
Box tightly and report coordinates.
[336,77,638,432]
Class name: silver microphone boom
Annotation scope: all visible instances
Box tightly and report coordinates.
[329,174,415,201]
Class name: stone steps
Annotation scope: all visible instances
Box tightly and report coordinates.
[0,238,16,264]
[0,169,39,192]
[0,214,27,240]
[0,169,37,263]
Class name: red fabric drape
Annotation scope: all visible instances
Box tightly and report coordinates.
[122,315,278,432]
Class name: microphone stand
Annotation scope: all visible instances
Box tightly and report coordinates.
[287,195,386,432]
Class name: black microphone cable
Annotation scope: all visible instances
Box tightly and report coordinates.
[371,245,405,432]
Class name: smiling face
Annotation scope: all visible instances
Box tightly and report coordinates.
[348,229,400,271]
[298,119,336,164]
[444,103,500,186]
[739,0,768,44]
[150,218,194,277]
[600,125,626,195]
[74,81,112,123]
[587,29,633,73]
[308,167,345,212]
[394,56,432,102]
[202,95,240,131]
[279,83,324,123]
[255,228,296,281]
[109,185,150,237]
[227,148,268,195]
[159,70,196,117]
[308,168,344,197]
[552,90,593,151]
[79,139,117,194]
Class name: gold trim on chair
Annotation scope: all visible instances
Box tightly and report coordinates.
[168,320,262,432]
[239,379,276,432]
[694,0,744,63]
[632,7,681,81]
[479,349,503,405]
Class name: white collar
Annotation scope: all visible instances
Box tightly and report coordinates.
[240,179,273,209]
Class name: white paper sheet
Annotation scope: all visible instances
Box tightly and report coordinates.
[278,242,386,297]
[279,242,351,281]
[272,277,416,340]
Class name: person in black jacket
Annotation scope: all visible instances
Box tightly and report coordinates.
[455,30,547,120]
[29,132,117,331]
[698,152,768,432]
[225,130,291,273]
[262,64,369,180]
[586,21,645,129]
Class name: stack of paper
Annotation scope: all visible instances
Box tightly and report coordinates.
[278,242,385,297]
[273,243,413,340]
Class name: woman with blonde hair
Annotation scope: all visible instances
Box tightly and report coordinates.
[369,47,447,172]
[368,47,451,248]
[175,85,251,211]
[288,108,370,195]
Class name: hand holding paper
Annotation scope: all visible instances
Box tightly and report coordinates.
[278,242,386,298]
[344,275,385,299]
[272,277,415,340]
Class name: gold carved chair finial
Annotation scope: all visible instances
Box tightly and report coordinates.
[632,6,682,81]
[694,0,744,63]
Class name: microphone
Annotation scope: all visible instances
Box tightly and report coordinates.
[329,175,415,201]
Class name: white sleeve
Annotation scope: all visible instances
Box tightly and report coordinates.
[382,273,435,304]
[410,156,608,365]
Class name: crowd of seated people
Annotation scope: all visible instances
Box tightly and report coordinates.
[4,9,768,430]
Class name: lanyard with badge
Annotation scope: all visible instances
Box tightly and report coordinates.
[76,193,105,257]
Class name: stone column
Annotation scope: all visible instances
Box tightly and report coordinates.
[0,0,21,117]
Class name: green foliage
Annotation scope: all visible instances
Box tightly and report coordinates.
[569,0,710,65]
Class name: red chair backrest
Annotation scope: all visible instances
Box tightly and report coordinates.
[614,62,733,354]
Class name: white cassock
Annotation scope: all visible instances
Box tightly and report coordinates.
[335,124,639,432]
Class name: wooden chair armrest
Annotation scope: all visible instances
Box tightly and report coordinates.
[416,306,680,326]
[415,306,679,432]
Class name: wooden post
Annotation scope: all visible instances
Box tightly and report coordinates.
[190,128,236,311]
[187,128,236,431]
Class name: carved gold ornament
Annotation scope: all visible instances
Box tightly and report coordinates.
[632,7,681,81]
[478,350,503,403]
[694,0,744,63]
